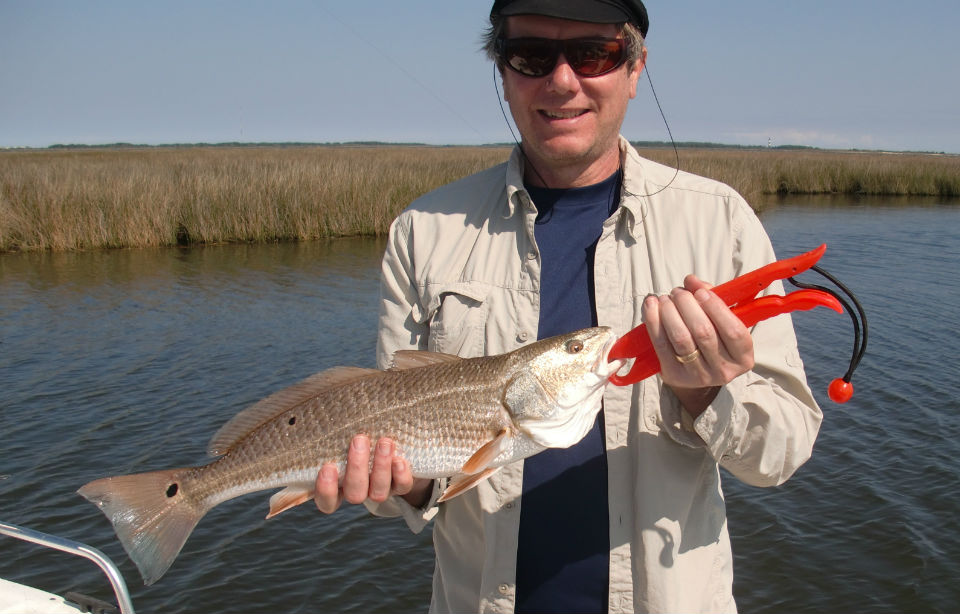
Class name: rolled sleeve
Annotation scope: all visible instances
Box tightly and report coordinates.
[363,478,446,533]
[692,322,823,487]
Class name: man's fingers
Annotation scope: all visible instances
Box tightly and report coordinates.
[669,287,717,359]
[391,457,414,496]
[314,464,342,514]
[342,434,372,504]
[368,438,396,502]
[315,435,412,513]
[645,286,754,389]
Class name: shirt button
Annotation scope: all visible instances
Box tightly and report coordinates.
[498,583,510,595]
[517,331,529,342]
[526,251,537,260]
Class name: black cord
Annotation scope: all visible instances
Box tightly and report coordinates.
[788,266,869,382]
[635,65,679,199]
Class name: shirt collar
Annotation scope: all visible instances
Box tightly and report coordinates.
[502,136,653,240]
[504,146,529,218]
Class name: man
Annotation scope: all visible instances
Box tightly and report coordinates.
[315,1,822,612]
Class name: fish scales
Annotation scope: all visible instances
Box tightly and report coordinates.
[193,361,512,502]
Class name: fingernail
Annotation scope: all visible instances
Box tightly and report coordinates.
[377,439,392,456]
[320,465,337,482]
[393,457,406,472]
[695,288,711,303]
[352,435,369,451]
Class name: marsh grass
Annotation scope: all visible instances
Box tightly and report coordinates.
[639,147,960,200]
[2,145,957,251]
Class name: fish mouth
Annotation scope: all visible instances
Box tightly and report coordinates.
[599,334,626,379]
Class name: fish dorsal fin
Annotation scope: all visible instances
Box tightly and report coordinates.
[207,367,379,456]
[438,467,501,503]
[390,350,462,370]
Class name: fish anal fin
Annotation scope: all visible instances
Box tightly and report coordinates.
[461,429,509,475]
[438,467,501,503]
[266,485,315,519]
[207,367,379,457]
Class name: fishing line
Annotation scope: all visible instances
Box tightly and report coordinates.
[493,58,680,197]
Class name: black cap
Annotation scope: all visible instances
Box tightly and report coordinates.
[491,0,649,37]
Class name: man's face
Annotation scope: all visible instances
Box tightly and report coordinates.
[501,15,645,184]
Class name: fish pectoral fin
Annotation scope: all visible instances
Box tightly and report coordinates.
[266,485,315,519]
[461,429,510,475]
[438,467,501,503]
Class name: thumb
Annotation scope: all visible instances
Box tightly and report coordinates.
[683,274,714,292]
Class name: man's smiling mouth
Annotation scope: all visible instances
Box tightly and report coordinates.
[540,109,588,120]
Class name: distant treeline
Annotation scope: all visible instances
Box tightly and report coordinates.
[40,141,508,150]
[1,145,957,252]
[25,140,952,155]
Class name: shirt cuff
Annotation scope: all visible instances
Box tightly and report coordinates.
[363,478,445,534]
[692,375,750,462]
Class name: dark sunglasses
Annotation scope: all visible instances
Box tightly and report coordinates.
[495,37,627,78]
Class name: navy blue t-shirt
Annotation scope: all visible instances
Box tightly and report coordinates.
[514,169,621,614]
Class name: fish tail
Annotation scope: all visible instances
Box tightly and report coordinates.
[78,468,209,585]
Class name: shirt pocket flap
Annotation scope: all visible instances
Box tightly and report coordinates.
[414,281,491,324]
[418,282,491,357]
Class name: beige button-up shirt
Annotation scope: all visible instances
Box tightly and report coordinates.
[369,138,822,613]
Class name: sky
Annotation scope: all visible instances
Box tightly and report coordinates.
[2,0,958,153]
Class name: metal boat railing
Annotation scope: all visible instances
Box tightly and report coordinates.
[0,521,135,614]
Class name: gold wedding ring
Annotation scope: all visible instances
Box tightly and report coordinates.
[674,349,701,364]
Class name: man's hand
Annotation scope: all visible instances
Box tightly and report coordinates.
[314,435,433,513]
[643,274,755,417]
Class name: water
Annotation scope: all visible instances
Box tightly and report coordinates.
[1,199,958,612]
[733,198,960,612]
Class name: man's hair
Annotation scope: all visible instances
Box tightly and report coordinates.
[481,18,646,69]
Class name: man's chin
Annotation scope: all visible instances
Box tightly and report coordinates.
[528,138,596,164]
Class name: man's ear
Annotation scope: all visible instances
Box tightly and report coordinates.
[627,48,647,99]
[501,71,513,103]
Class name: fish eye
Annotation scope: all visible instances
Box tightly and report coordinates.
[566,339,584,353]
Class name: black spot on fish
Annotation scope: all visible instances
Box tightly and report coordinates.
[288,416,297,426]
[166,483,179,498]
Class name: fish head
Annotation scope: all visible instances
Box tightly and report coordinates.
[505,327,625,449]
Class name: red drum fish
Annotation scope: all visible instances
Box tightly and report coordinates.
[79,327,624,585]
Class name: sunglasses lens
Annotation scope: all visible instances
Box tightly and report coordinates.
[501,39,557,77]
[567,40,625,76]
[498,38,626,78]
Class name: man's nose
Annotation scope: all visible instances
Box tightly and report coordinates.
[545,54,581,93]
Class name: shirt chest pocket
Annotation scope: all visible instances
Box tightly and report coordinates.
[420,283,490,357]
